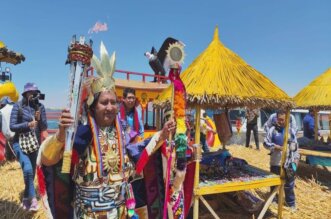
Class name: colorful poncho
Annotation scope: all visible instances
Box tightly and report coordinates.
[37,115,165,219]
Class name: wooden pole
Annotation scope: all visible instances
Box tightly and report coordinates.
[155,108,161,130]
[314,110,319,141]
[200,196,220,219]
[193,105,201,219]
[277,110,290,219]
[223,108,229,150]
[163,84,175,219]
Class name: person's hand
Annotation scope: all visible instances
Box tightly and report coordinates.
[274,145,283,151]
[57,108,74,142]
[35,110,41,121]
[28,120,38,129]
[160,119,176,140]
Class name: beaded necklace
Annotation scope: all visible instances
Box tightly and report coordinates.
[89,114,124,178]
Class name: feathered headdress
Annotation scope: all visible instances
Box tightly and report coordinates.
[86,41,116,106]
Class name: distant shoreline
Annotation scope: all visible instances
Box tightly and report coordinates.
[46,108,61,112]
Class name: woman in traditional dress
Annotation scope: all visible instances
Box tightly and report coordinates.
[38,43,175,219]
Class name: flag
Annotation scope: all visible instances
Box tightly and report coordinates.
[88,22,108,34]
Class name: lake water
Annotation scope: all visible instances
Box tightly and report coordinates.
[46,110,155,130]
[47,120,58,129]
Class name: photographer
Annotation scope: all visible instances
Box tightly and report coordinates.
[10,82,47,211]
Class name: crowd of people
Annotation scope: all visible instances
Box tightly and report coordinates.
[0,49,319,219]
[1,82,318,217]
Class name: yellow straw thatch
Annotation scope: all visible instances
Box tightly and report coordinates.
[294,68,331,110]
[155,26,294,109]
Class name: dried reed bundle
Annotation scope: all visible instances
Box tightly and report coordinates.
[1,146,330,218]
[0,162,46,219]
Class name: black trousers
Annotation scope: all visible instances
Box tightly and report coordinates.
[245,123,259,149]
[270,166,296,207]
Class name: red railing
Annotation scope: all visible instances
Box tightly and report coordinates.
[86,67,169,83]
[115,69,169,83]
[47,112,61,120]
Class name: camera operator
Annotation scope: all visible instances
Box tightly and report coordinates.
[9,82,48,211]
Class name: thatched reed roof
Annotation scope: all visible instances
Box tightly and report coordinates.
[294,68,331,110]
[0,41,25,65]
[155,27,294,109]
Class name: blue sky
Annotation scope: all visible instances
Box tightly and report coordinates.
[1,0,330,108]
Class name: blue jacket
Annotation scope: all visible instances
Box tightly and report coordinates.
[264,125,299,166]
[303,113,314,139]
[126,108,144,137]
[10,100,48,143]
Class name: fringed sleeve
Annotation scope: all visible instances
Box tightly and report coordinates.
[39,135,65,166]
[126,131,163,174]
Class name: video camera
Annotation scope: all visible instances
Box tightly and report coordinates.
[30,93,45,106]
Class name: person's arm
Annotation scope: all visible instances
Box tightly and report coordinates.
[39,134,64,166]
[1,106,14,139]
[290,114,298,133]
[38,104,48,131]
[10,103,31,133]
[39,108,74,166]
[264,114,275,133]
[263,121,269,133]
[200,119,206,129]
[291,129,300,165]
[137,107,144,137]
[263,126,282,151]
[293,147,300,166]
[127,119,176,174]
[308,116,315,135]
[206,125,216,133]
[264,127,274,149]
[254,109,259,117]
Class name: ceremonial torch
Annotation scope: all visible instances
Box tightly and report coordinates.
[61,36,93,173]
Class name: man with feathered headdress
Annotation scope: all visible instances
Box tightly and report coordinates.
[37,42,176,219]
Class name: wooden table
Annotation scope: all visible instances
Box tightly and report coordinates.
[195,165,281,219]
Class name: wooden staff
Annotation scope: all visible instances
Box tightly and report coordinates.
[277,109,290,219]
[193,105,201,219]
[314,109,319,141]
